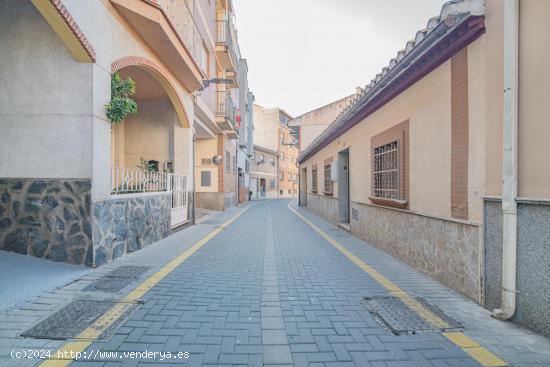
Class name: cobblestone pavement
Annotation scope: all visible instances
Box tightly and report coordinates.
[1,199,550,366]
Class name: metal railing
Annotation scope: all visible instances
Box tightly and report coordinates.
[216,90,236,127]
[112,167,169,194]
[153,0,205,71]
[216,14,239,70]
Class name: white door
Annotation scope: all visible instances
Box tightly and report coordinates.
[170,174,188,228]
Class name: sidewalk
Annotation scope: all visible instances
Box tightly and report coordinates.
[0,204,247,367]
[291,201,550,366]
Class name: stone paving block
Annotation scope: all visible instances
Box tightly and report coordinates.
[262,317,285,330]
[263,345,293,364]
[262,329,288,345]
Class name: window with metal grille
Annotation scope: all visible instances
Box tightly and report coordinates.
[269,179,276,189]
[373,140,400,199]
[324,163,333,194]
[312,165,318,193]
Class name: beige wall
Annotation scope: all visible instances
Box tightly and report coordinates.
[482,0,550,200]
[304,60,450,219]
[253,105,280,152]
[517,0,550,198]
[195,138,219,193]
[289,92,358,150]
[302,0,550,221]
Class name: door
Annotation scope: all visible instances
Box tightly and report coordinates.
[170,174,189,228]
[260,178,266,198]
[338,149,350,223]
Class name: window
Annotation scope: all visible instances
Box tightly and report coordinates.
[245,160,249,172]
[280,152,285,161]
[312,165,318,193]
[369,120,409,208]
[200,171,211,187]
[270,158,275,167]
[280,189,283,195]
[269,179,276,189]
[279,171,284,181]
[233,155,237,174]
[373,141,400,199]
[288,173,292,182]
[324,161,333,195]
[225,151,230,172]
[288,189,291,194]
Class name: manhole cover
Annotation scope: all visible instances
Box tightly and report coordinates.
[21,300,134,340]
[83,266,149,292]
[364,296,462,335]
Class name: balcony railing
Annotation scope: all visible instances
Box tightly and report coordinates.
[153,0,205,71]
[216,90,236,129]
[216,15,239,70]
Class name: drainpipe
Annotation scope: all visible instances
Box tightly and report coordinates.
[492,0,519,320]
[191,93,198,225]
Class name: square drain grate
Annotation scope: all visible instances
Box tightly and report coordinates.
[83,266,149,293]
[364,296,462,335]
[21,300,135,340]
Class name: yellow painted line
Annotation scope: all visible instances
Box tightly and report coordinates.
[443,332,506,366]
[40,207,249,366]
[287,202,507,367]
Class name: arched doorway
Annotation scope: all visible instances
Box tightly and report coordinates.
[110,57,191,227]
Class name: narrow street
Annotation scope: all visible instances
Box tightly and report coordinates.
[3,200,549,367]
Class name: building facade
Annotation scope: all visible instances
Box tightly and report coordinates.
[288,88,362,151]
[193,0,252,211]
[249,145,278,200]
[253,104,299,198]
[278,126,299,198]
[0,0,249,266]
[298,0,550,337]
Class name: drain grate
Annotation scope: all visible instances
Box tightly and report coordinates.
[83,266,149,293]
[364,296,462,335]
[21,300,135,340]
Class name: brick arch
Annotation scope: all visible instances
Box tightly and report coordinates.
[111,56,190,128]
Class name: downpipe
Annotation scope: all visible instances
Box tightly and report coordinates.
[492,0,518,320]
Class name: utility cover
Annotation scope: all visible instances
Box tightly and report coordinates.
[83,266,149,293]
[21,300,133,340]
[364,296,462,335]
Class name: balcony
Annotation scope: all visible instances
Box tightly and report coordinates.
[216,91,238,138]
[111,0,206,91]
[216,15,240,87]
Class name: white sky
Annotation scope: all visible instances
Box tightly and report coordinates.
[232,0,447,117]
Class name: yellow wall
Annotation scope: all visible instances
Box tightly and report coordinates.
[195,138,219,193]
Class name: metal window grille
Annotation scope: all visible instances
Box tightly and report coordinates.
[324,164,333,194]
[373,140,400,199]
[312,165,318,192]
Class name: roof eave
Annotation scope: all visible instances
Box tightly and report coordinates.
[298,15,486,164]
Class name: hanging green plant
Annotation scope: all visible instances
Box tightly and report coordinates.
[105,71,138,124]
